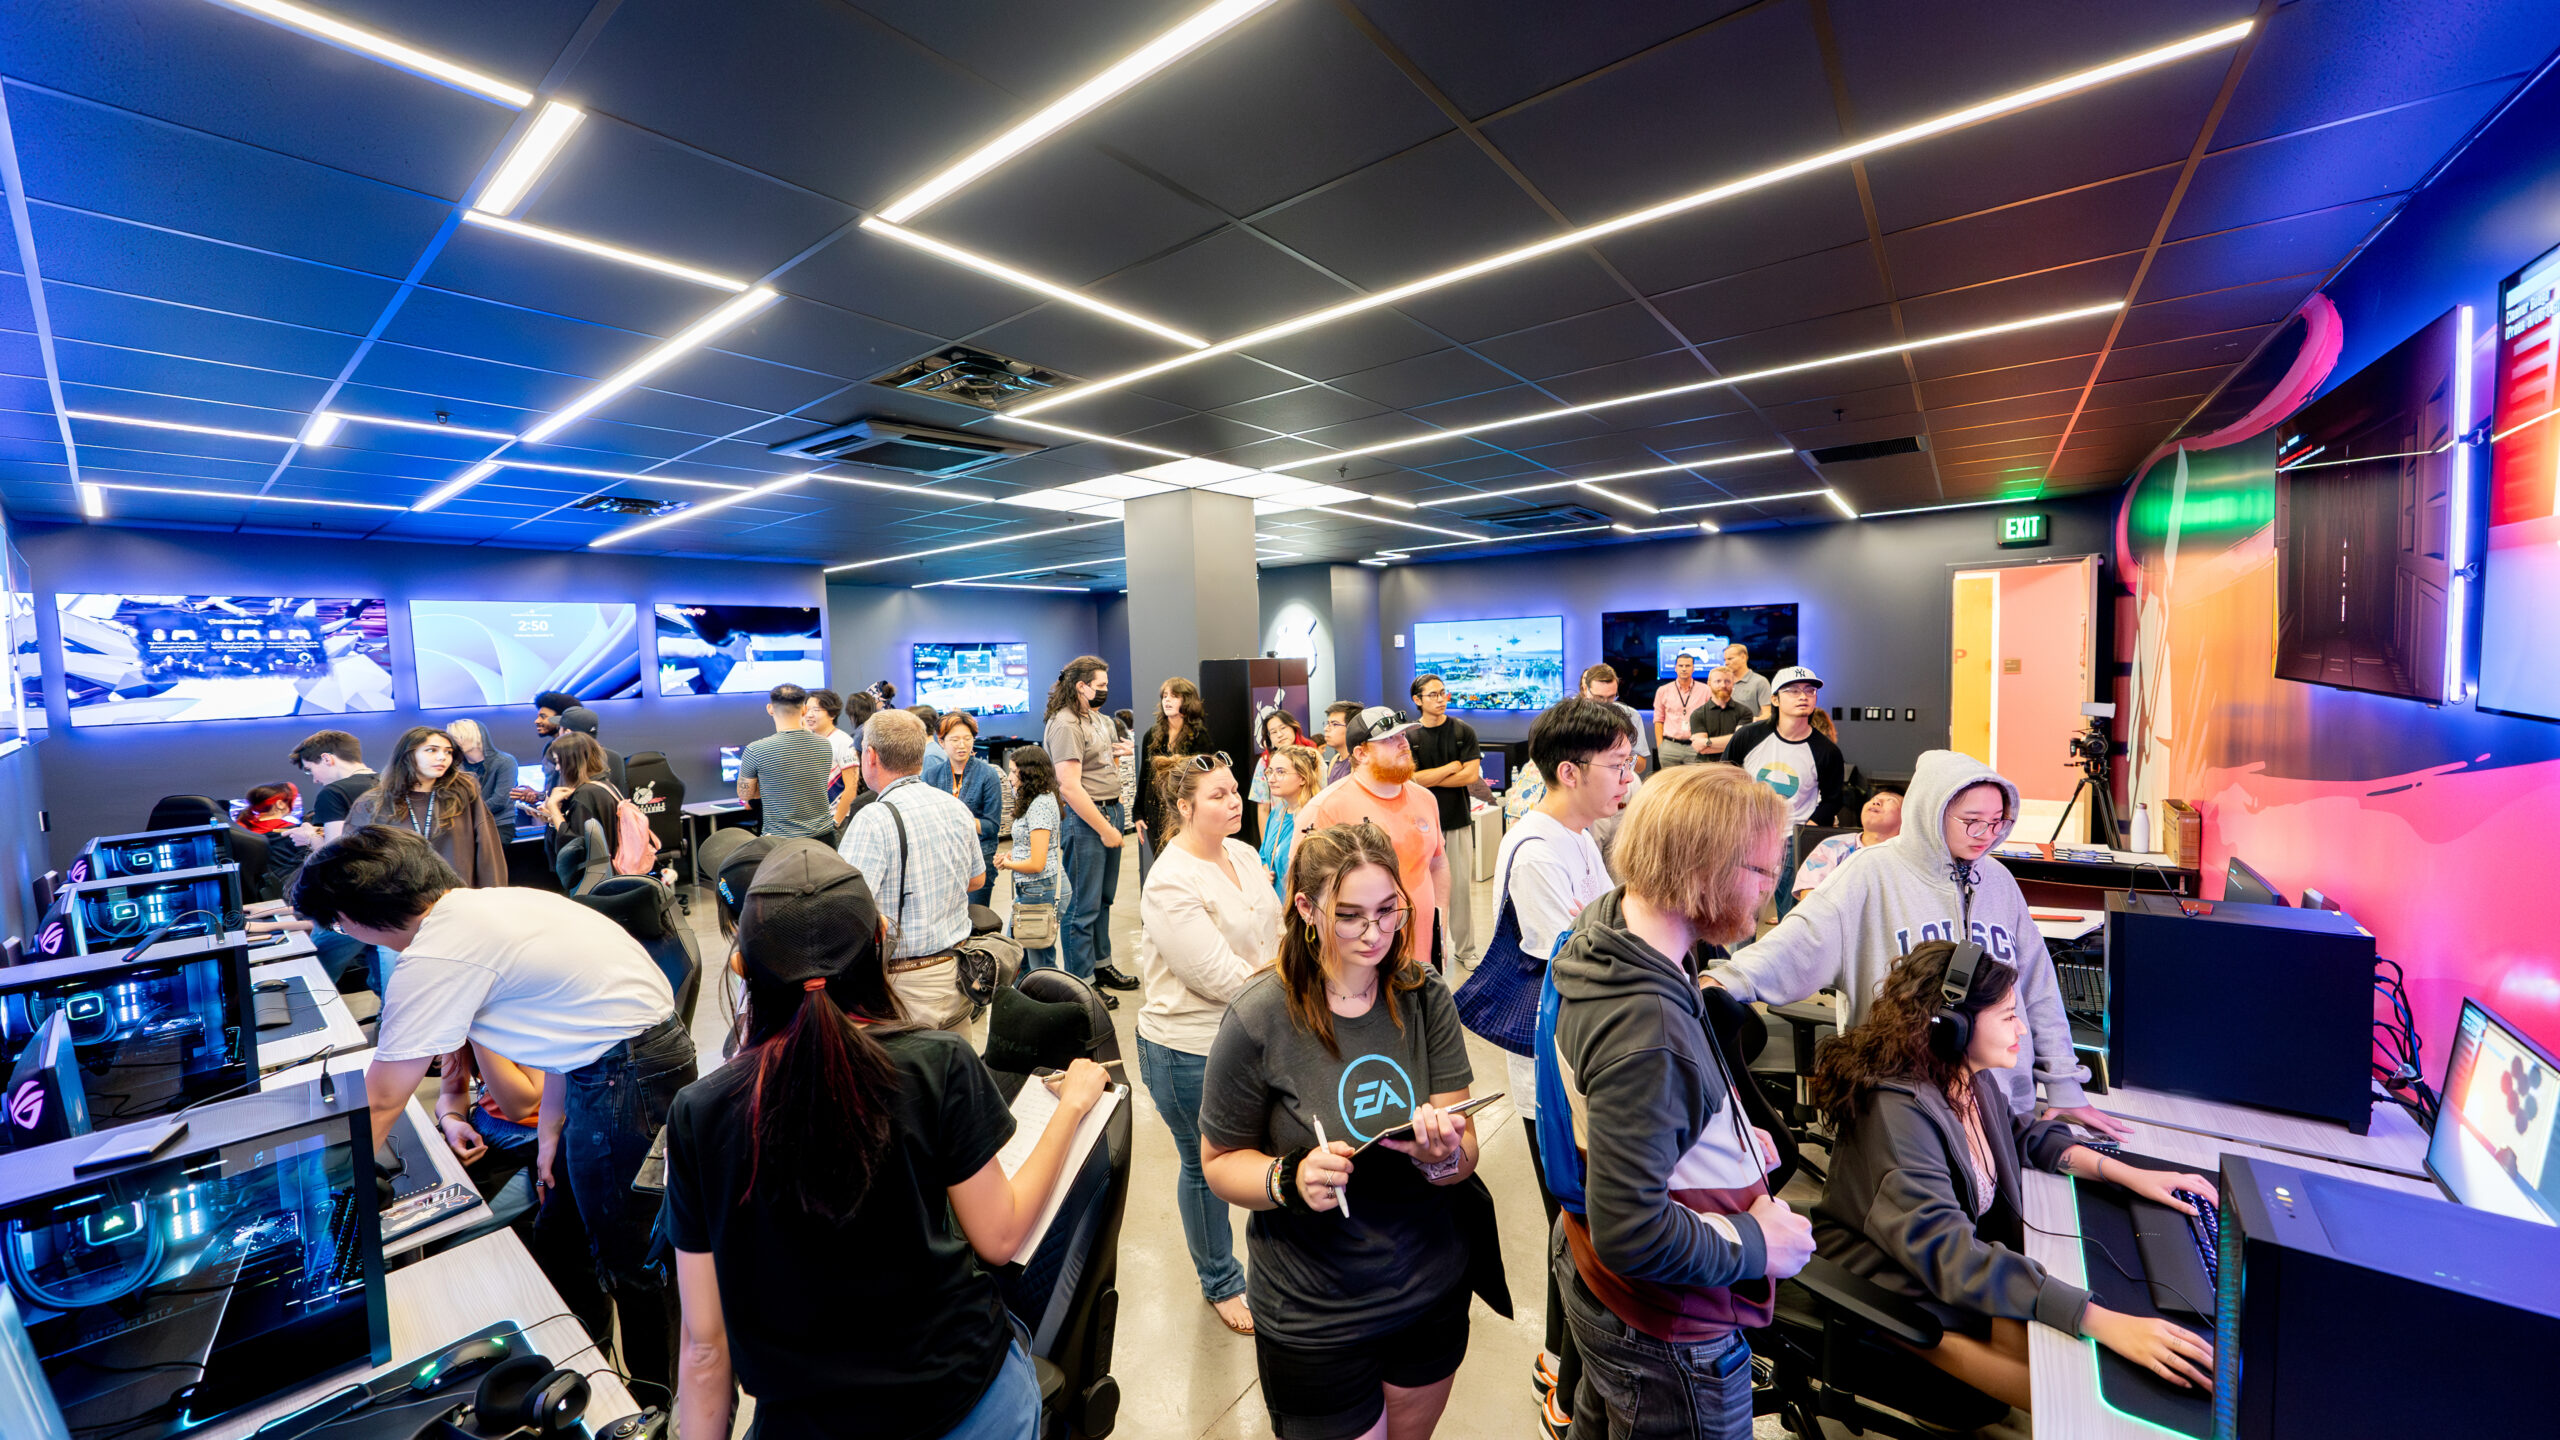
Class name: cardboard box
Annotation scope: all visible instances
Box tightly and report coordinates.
[2160,798,2203,870]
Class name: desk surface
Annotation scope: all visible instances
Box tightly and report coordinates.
[246,927,318,965]
[2021,1119,2440,1436]
[195,1231,635,1440]
[2095,1083,2430,1180]
[253,954,370,1069]
[261,1049,493,1257]
[683,798,751,816]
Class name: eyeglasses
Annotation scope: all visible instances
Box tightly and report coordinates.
[1953,816,2008,838]
[1740,861,1781,883]
[1568,757,1638,780]
[1332,904,1408,940]
[1183,751,1234,773]
[1416,688,1447,700]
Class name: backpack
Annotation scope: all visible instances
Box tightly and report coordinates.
[600,782,661,876]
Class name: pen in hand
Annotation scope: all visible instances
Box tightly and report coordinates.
[1312,1116,1351,1219]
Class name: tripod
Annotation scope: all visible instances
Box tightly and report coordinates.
[2051,750,2122,848]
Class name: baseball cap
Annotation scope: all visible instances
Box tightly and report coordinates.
[557,706,601,736]
[699,827,773,933]
[1772,665,1824,691]
[1345,705,1420,749]
[735,840,883,988]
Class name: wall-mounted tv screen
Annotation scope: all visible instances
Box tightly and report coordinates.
[46,595,392,727]
[1411,616,1564,711]
[1601,605,1800,697]
[2273,306,2470,704]
[654,603,824,696]
[2483,245,2560,722]
[7,560,42,735]
[912,642,1031,715]
[409,600,640,708]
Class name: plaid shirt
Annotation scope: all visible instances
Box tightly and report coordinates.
[838,775,984,958]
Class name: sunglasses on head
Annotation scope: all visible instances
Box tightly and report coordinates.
[1184,751,1234,773]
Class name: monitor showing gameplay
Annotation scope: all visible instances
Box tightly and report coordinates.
[654,603,825,696]
[2482,244,2560,722]
[45,595,391,728]
[912,642,1031,716]
[409,600,641,708]
[1601,605,1800,697]
[2272,307,2471,704]
[1410,617,1565,711]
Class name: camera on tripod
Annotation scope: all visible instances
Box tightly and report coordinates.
[2052,702,2120,847]
[2065,701,2117,771]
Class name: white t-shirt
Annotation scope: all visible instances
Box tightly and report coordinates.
[1492,809,1612,1119]
[820,726,859,787]
[1742,730,1820,825]
[374,888,676,1073]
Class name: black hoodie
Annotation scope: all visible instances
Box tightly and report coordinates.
[1550,890,1775,1342]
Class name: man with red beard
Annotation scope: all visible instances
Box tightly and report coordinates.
[1292,705,1453,972]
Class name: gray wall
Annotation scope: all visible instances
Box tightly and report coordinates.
[1123,490,1261,713]
[1256,563,1339,714]
[1,498,46,943]
[18,522,823,871]
[1267,493,2117,777]
[825,581,1112,742]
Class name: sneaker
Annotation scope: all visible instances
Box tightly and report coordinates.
[1093,965,1141,992]
[1530,1351,1559,1401]
[1539,1386,1571,1440]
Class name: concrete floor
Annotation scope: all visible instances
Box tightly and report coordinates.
[670,863,1912,1440]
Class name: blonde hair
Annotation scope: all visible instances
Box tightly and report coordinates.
[1612,764,1787,944]
[1268,744,1323,805]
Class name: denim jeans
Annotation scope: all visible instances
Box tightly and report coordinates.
[971,844,997,910]
[538,1015,697,1392]
[1012,872,1067,972]
[1135,1035,1245,1303]
[1554,1219,1754,1440]
[938,1338,1040,1440]
[1059,798,1123,982]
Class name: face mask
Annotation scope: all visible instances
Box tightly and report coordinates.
[1090,687,1108,707]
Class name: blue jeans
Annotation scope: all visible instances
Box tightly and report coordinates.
[1059,798,1123,982]
[1555,1220,1753,1440]
[938,1338,1039,1440]
[1136,1036,1245,1303]
[538,1015,696,1390]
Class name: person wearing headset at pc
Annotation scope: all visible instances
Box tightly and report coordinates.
[1809,940,2216,1409]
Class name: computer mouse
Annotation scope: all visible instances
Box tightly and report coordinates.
[411,1334,514,1392]
[255,978,287,992]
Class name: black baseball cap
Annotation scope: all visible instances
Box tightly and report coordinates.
[699,827,773,933]
[735,841,884,988]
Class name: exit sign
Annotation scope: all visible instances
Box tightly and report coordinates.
[1998,512,2049,547]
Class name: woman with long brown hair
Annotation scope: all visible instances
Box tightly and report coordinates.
[1809,941,2218,1410]
[1135,676,1211,888]
[348,724,506,888]
[1199,821,1481,1440]
[535,730,621,882]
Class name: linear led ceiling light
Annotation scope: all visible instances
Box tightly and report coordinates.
[825,519,1116,572]
[995,418,1189,458]
[1576,483,1656,515]
[1263,303,2124,471]
[1009,20,2249,418]
[300,412,345,446]
[414,461,498,513]
[917,556,1128,589]
[89,481,407,512]
[79,482,104,518]
[1301,505,1485,541]
[520,287,780,445]
[1656,487,1834,515]
[945,581,1092,593]
[460,213,750,291]
[207,0,533,106]
[591,473,813,548]
[875,0,1280,222]
[1417,448,1797,506]
[861,221,1207,347]
[474,101,584,214]
[1613,522,1697,535]
[481,460,749,491]
[306,410,516,444]
[65,410,296,444]
[1825,489,1860,520]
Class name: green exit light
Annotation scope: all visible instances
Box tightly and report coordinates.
[1998,512,2049,547]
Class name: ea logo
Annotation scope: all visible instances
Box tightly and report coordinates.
[7,1080,41,1131]
[1335,1054,1415,1144]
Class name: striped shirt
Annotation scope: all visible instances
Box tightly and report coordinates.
[740,729,835,841]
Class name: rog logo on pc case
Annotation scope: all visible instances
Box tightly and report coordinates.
[36,920,65,956]
[7,1080,43,1131]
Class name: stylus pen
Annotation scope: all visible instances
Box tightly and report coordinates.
[1312,1116,1350,1219]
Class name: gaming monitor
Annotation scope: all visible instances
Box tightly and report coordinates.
[67,825,231,887]
[409,600,641,707]
[2272,306,2475,704]
[1600,605,1800,696]
[46,595,391,727]
[2428,999,2559,1226]
[2482,244,2560,722]
[1411,617,1564,711]
[35,866,243,960]
[912,642,1031,715]
[0,1084,388,1440]
[1480,750,1508,791]
[654,603,824,696]
[0,936,255,1135]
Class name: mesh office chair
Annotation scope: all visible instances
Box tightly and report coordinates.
[982,971,1130,1440]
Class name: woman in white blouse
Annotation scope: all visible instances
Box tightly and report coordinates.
[1135,751,1281,1337]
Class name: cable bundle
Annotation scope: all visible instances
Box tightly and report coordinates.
[2372,958,2438,1129]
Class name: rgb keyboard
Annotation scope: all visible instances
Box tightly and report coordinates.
[2178,1189,2221,1291]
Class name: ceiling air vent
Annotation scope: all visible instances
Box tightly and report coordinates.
[769,418,1043,476]
[574,494,689,517]
[1807,434,1927,465]
[872,345,1071,411]
[1475,503,1613,533]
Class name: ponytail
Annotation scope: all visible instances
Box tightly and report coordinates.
[740,970,901,1221]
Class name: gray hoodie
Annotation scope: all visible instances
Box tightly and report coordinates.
[1713,750,2089,1114]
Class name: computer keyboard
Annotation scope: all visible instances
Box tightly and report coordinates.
[2180,1189,2221,1292]
[2056,957,2106,1016]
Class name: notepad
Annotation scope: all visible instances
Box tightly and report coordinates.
[997,1079,1124,1264]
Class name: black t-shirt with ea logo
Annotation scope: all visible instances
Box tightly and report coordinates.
[1199,970,1474,1346]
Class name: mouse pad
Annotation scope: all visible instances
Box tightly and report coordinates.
[257,975,330,1042]
[2072,1152,2219,1437]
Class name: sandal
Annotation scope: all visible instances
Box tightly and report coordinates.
[1211,1294,1254,1336]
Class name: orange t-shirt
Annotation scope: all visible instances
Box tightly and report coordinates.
[1292,774,1447,966]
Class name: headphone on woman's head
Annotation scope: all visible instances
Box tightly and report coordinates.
[1925,941,1988,1064]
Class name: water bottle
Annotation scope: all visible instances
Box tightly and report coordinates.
[2130,802,2152,855]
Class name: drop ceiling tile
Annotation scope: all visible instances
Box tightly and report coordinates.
[29,208,400,336]
[1391,249,1632,344]
[1598,172,1871,295]
[518,117,855,281]
[43,286,358,379]
[2137,199,2396,301]
[2171,82,2508,238]
[1535,350,1710,407]
[1331,346,1514,410]
[966,303,1197,381]
[1922,355,2098,409]
[927,143,1223,288]
[1128,354,1306,413]
[1825,0,2254,134]
[714,297,934,383]
[1243,309,1448,382]
[1090,227,1358,340]
[2115,275,2314,350]
[1255,132,1561,290]
[1898,253,2142,336]
[1652,243,1890,348]
[2212,0,2560,147]
[1883,169,2175,297]
[1211,384,1391,435]
[1469,302,1682,381]
[2096,325,2267,383]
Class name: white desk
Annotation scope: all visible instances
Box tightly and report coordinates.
[681,798,755,884]
[2094,1083,2430,1180]
[246,927,319,966]
[195,1230,636,1440]
[2021,1117,2441,1436]
[253,954,370,1071]
[2030,906,2102,943]
[261,1049,493,1257]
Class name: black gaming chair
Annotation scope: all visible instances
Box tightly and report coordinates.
[619,750,687,893]
[144,795,276,901]
[566,820,702,1025]
[146,794,225,830]
[982,971,1129,1440]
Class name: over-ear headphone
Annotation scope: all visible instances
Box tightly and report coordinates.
[469,1352,590,1438]
[1925,941,1987,1064]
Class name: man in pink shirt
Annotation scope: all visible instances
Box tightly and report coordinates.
[1293,705,1451,971]
[1653,651,1709,768]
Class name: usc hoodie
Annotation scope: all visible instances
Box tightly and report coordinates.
[1714,750,2090,1115]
